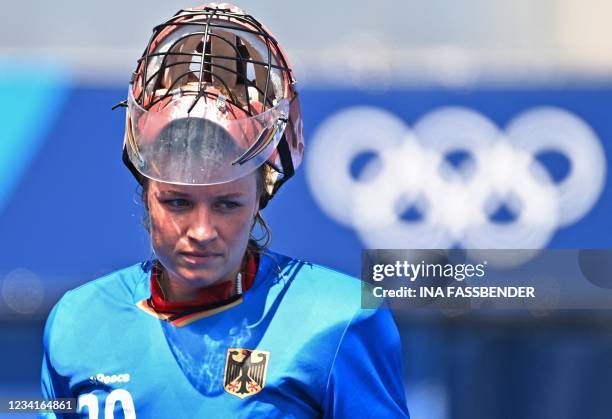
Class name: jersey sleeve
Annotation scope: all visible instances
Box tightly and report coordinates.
[322,306,410,418]
[40,299,72,418]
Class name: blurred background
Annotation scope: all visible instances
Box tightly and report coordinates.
[1,1,612,418]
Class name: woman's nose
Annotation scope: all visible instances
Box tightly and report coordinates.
[186,205,218,243]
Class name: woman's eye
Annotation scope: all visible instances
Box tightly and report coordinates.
[162,199,191,209]
[216,200,242,210]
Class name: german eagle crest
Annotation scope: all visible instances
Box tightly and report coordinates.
[223,348,269,398]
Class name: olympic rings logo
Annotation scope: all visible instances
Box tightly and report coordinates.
[306,106,606,251]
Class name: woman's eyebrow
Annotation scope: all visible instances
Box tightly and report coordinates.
[216,192,244,199]
[157,190,244,199]
[158,189,191,197]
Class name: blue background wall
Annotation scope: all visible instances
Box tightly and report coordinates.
[1,80,612,418]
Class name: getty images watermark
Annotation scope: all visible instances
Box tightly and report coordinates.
[361,249,612,311]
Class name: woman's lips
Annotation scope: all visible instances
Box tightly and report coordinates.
[179,251,222,264]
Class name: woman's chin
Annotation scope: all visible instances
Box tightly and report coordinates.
[174,266,226,288]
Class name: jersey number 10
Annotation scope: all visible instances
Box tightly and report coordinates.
[77,389,136,418]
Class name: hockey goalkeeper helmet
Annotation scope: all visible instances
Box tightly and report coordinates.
[119,3,303,204]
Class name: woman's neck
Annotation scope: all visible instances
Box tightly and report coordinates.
[147,254,258,315]
[160,268,240,303]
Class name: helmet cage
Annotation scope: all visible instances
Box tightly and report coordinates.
[119,4,304,206]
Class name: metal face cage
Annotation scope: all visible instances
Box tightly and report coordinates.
[133,6,295,117]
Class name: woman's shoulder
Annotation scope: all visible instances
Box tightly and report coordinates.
[42,263,150,353]
[257,251,399,350]
[49,263,150,318]
[262,250,361,286]
[260,251,385,317]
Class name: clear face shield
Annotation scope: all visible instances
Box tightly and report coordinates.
[125,87,289,185]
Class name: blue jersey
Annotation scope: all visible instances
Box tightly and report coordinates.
[41,252,409,418]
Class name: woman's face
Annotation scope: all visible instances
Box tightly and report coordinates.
[146,172,259,295]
